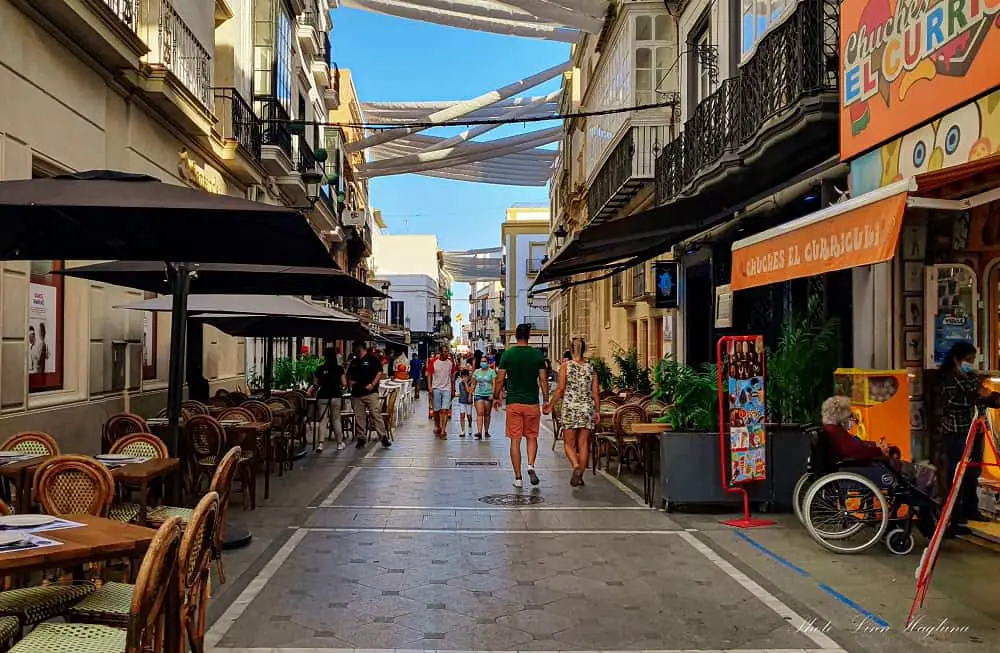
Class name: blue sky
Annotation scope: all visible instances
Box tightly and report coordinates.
[329,7,568,324]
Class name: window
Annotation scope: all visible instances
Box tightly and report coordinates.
[275,6,292,112]
[28,260,64,392]
[253,0,275,96]
[695,28,713,103]
[634,14,675,106]
[390,301,405,327]
[741,0,794,63]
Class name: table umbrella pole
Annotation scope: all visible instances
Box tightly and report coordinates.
[166,263,192,459]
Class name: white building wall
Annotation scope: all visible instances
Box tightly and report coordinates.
[371,235,439,279]
[376,274,436,334]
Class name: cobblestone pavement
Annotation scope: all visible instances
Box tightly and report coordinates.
[205,398,999,653]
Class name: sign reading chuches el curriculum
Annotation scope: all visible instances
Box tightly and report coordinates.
[840,0,1000,161]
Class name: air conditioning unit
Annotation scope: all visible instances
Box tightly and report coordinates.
[342,209,364,227]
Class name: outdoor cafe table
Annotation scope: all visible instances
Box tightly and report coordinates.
[631,422,671,508]
[0,515,155,576]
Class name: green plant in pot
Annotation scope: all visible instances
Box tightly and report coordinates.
[652,357,719,431]
[766,296,840,425]
[611,348,652,394]
[589,357,614,393]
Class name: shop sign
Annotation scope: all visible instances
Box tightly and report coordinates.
[849,86,1000,196]
[731,192,907,290]
[653,261,678,308]
[840,0,1000,161]
[715,284,733,328]
[178,150,226,195]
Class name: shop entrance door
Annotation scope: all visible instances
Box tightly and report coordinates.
[685,263,713,367]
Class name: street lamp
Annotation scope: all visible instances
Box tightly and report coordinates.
[302,170,324,206]
[554,223,568,248]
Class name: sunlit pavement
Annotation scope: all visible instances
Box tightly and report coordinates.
[205,397,998,653]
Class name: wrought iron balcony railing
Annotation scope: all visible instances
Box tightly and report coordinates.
[297,12,320,30]
[102,0,138,32]
[655,0,838,206]
[588,124,669,223]
[296,138,319,175]
[213,88,262,160]
[257,98,293,159]
[145,0,213,110]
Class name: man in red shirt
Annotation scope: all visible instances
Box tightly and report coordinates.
[427,345,457,437]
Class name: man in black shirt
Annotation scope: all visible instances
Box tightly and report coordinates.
[346,341,390,448]
[314,348,347,452]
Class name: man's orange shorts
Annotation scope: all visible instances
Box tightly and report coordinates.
[506,403,541,439]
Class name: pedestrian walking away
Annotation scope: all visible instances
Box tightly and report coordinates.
[456,369,474,437]
[473,360,496,439]
[495,323,549,488]
[346,341,391,448]
[314,348,347,451]
[409,353,423,399]
[546,337,600,487]
[428,344,457,438]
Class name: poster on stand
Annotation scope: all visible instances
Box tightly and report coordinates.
[726,336,767,483]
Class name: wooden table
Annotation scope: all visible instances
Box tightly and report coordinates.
[223,422,270,501]
[631,423,671,508]
[111,458,180,524]
[0,514,155,575]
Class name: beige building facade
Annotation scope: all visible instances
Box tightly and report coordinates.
[0,0,340,451]
[501,205,549,350]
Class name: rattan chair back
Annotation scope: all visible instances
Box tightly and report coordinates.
[181,401,208,416]
[644,399,667,417]
[280,391,306,413]
[33,455,114,517]
[102,413,149,453]
[227,391,249,405]
[613,404,648,436]
[1,431,60,456]
[265,397,292,412]
[186,415,226,462]
[603,395,624,407]
[179,491,219,591]
[217,407,255,423]
[128,516,182,653]
[110,433,169,459]
[240,400,273,424]
[208,447,240,583]
[206,396,232,409]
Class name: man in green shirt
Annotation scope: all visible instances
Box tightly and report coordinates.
[494,323,549,488]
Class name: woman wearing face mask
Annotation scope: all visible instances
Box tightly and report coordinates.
[472,360,497,439]
[935,341,1000,527]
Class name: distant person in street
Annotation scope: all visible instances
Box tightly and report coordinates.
[394,350,410,380]
[428,344,457,438]
[495,323,549,488]
[473,359,497,439]
[410,353,423,399]
[546,338,600,487]
[314,348,347,451]
[347,341,391,449]
[456,369,475,437]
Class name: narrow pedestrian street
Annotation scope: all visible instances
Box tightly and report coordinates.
[203,398,998,653]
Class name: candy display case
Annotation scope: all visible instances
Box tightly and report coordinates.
[834,368,911,461]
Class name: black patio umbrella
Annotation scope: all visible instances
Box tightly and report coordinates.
[56,261,385,297]
[0,171,337,468]
[192,314,371,341]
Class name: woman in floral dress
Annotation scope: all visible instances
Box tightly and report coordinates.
[545,337,600,486]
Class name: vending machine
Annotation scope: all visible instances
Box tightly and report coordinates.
[833,369,911,460]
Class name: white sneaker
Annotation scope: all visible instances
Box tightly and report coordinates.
[512,478,523,488]
[317,443,324,452]
[336,442,346,451]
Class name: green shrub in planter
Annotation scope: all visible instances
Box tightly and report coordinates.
[589,357,613,393]
[611,347,652,394]
[652,357,718,431]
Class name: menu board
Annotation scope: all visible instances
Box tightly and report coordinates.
[727,337,767,483]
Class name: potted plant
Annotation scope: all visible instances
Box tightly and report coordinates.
[611,348,652,395]
[765,297,841,509]
[589,357,614,394]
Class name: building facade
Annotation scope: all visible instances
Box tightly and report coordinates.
[0,0,341,451]
[501,205,550,350]
[467,280,504,353]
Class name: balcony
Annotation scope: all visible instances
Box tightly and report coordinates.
[347,224,372,260]
[213,87,263,181]
[655,0,839,208]
[589,124,671,224]
[296,12,322,58]
[311,55,331,90]
[138,0,214,131]
[18,0,149,71]
[526,257,544,276]
[257,98,294,175]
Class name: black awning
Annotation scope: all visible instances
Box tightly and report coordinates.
[193,313,371,340]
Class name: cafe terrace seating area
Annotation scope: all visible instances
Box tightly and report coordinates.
[0,379,415,652]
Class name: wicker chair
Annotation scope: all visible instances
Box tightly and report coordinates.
[372,390,398,442]
[109,434,168,460]
[216,408,257,510]
[240,400,272,424]
[146,448,239,586]
[550,397,564,451]
[181,400,208,416]
[206,396,231,410]
[11,517,182,653]
[283,390,309,451]
[0,617,17,651]
[32,455,114,517]
[0,433,60,457]
[101,414,148,454]
[217,407,254,423]
[266,398,295,472]
[185,416,226,497]
[610,404,648,478]
[644,399,668,418]
[66,493,217,648]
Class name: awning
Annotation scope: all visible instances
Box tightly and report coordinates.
[731,155,1000,291]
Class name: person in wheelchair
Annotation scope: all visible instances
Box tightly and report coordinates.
[821,396,892,464]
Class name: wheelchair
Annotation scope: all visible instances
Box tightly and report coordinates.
[792,426,939,555]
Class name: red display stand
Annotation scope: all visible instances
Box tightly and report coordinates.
[717,336,775,528]
[908,412,1000,625]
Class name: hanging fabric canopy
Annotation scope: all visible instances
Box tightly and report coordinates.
[342,0,606,41]
[443,248,502,281]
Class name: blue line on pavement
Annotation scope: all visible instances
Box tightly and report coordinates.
[733,529,890,628]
